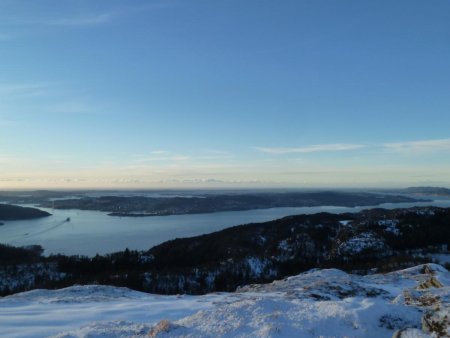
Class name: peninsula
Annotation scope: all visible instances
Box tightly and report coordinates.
[0,204,51,221]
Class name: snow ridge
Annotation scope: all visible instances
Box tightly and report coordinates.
[0,264,448,338]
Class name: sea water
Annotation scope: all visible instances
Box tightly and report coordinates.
[1,199,450,256]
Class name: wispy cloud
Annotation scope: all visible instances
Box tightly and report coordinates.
[0,33,12,41]
[4,2,175,28]
[0,116,14,126]
[0,153,24,165]
[150,150,168,155]
[201,149,231,156]
[256,139,450,156]
[255,143,365,154]
[0,82,53,98]
[46,99,106,114]
[37,13,114,27]
[0,81,109,116]
[133,153,190,163]
[384,138,450,153]
[132,149,233,164]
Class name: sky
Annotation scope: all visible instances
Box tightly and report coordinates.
[0,0,450,189]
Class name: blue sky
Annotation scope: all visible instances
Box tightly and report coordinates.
[1,0,450,189]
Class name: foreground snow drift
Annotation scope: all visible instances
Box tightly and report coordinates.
[0,264,449,338]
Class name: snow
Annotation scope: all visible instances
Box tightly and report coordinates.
[257,235,267,245]
[0,264,449,338]
[0,262,63,294]
[377,219,401,235]
[0,286,223,338]
[338,232,389,256]
[339,220,352,227]
[277,239,290,251]
[245,257,267,277]
[415,209,436,216]
[377,219,399,227]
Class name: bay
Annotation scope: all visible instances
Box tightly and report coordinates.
[1,199,449,256]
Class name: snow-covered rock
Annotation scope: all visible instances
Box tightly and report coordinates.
[0,264,448,338]
[378,219,401,235]
[338,232,391,257]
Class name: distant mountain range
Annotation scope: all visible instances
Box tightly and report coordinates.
[35,191,427,216]
[402,186,450,196]
[0,187,445,217]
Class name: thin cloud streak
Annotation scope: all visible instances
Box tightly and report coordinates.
[0,82,53,98]
[0,81,110,116]
[257,138,450,156]
[132,149,233,165]
[256,144,365,154]
[0,154,26,165]
[46,99,106,115]
[39,13,114,27]
[133,154,190,163]
[150,150,168,155]
[0,118,14,126]
[5,2,175,28]
[384,138,450,153]
[0,32,11,41]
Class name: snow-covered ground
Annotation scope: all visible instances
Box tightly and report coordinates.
[337,231,389,256]
[0,264,449,338]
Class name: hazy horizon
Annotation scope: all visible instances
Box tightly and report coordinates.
[1,185,450,193]
[1,1,450,189]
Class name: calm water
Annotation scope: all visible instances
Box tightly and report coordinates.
[1,199,450,256]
